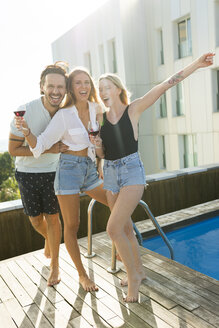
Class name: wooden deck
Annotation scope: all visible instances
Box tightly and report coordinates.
[0,231,219,328]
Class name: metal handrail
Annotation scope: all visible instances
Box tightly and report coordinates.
[84,199,174,273]
[138,200,174,260]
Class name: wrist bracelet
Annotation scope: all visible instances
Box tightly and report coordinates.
[24,128,30,137]
[95,145,102,149]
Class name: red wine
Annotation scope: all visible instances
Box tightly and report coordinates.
[89,130,99,136]
[14,110,26,117]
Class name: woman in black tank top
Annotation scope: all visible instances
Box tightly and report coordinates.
[91,53,215,302]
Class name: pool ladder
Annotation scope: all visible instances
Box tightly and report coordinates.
[84,199,174,273]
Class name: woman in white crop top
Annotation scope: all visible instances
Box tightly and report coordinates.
[16,67,108,292]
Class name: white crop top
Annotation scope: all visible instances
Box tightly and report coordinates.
[30,101,98,161]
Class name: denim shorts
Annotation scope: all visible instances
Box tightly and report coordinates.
[103,152,146,193]
[54,154,103,195]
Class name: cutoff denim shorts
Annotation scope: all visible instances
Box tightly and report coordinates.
[54,153,103,195]
[103,152,146,193]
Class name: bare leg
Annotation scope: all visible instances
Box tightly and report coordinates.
[44,213,62,286]
[57,194,98,292]
[86,183,108,206]
[29,215,50,258]
[103,192,146,287]
[106,185,144,302]
[120,218,146,286]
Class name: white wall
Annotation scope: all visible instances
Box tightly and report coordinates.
[52,0,219,174]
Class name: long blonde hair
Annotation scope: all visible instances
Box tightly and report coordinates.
[99,73,131,105]
[65,67,99,107]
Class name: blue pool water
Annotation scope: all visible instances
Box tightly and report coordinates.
[142,216,219,280]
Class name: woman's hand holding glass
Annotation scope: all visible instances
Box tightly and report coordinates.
[88,120,102,148]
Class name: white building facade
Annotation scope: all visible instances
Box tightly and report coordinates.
[52,0,219,174]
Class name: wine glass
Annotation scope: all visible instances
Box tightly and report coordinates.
[14,105,26,117]
[88,121,100,136]
[14,105,26,131]
[14,110,26,117]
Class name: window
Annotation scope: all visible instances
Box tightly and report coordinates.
[157,93,167,118]
[176,83,184,115]
[107,38,117,73]
[84,52,92,75]
[216,1,219,46]
[212,69,219,112]
[172,83,184,116]
[178,17,192,58]
[217,70,219,112]
[158,136,166,169]
[178,134,197,169]
[98,44,105,74]
[158,29,164,65]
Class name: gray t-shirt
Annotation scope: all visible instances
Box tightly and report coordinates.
[10,97,60,173]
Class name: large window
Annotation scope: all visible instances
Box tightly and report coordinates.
[84,52,92,75]
[217,70,219,112]
[157,93,167,118]
[212,69,219,112]
[178,134,197,169]
[157,29,164,65]
[158,136,166,169]
[98,44,105,74]
[172,82,184,116]
[216,1,219,46]
[107,38,117,73]
[178,17,192,58]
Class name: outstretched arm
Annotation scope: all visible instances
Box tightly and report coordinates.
[131,52,215,115]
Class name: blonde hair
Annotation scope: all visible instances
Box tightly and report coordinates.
[99,73,131,105]
[65,67,99,107]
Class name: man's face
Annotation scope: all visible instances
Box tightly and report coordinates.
[41,73,66,109]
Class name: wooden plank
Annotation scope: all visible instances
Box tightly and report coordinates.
[141,298,195,328]
[0,276,15,302]
[69,315,93,328]
[16,257,63,304]
[0,302,17,328]
[55,300,80,322]
[23,303,53,328]
[59,248,177,328]
[0,265,33,307]
[171,305,217,328]
[7,258,73,328]
[28,253,115,327]
[192,306,219,327]
[100,294,171,328]
[3,298,34,328]
[53,248,173,328]
[141,253,219,305]
[76,243,177,310]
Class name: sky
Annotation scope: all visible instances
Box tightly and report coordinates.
[0,0,108,142]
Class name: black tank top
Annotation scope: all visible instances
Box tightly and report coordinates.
[100,106,138,160]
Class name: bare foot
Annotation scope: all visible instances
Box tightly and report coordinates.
[79,275,98,292]
[44,239,51,258]
[47,266,61,286]
[120,271,146,286]
[123,274,142,303]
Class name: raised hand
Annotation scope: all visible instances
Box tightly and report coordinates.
[197,52,215,68]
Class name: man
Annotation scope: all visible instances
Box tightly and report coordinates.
[8,63,68,286]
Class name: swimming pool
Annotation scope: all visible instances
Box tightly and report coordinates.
[142,215,219,280]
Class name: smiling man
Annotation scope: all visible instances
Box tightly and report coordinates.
[8,63,68,286]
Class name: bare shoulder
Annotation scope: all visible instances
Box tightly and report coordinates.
[128,99,142,119]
